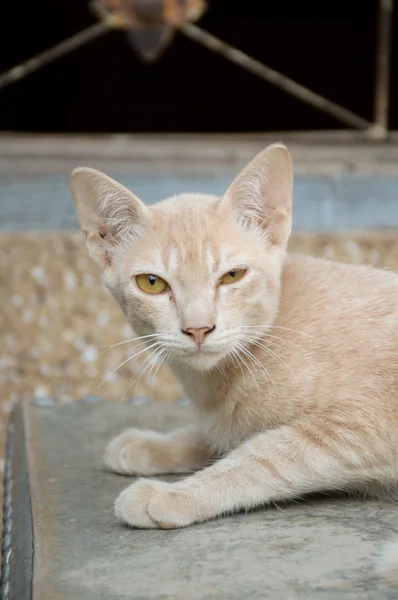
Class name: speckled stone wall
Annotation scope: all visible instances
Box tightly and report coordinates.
[2,230,398,415]
[1,229,398,545]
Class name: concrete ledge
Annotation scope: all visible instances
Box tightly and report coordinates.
[2,400,397,599]
[1,132,398,176]
[1,132,398,231]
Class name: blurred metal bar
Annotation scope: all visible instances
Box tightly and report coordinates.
[372,0,394,138]
[0,22,109,92]
[179,22,372,130]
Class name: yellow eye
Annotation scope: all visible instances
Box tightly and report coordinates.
[136,274,168,294]
[220,269,246,285]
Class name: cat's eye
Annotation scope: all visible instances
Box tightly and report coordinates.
[220,269,246,285]
[136,274,168,294]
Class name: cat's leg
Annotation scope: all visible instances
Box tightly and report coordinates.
[114,420,388,528]
[104,426,212,476]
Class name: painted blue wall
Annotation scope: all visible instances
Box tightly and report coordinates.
[1,172,397,231]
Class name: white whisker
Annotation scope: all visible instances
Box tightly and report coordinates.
[236,340,279,393]
[224,345,249,387]
[118,345,163,402]
[149,348,172,407]
[95,333,160,356]
[241,325,330,349]
[228,347,245,379]
[238,333,298,384]
[234,342,260,394]
[239,328,305,354]
[98,340,161,388]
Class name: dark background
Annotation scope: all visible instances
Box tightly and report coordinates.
[0,0,396,132]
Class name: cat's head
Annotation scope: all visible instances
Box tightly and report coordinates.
[70,143,293,371]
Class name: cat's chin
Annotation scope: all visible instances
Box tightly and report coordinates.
[172,348,228,372]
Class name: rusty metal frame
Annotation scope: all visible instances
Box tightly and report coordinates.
[0,0,394,138]
[371,0,394,138]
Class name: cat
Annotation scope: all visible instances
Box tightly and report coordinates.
[70,143,398,585]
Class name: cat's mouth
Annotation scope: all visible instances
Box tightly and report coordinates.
[172,343,230,370]
[156,337,230,368]
[184,345,223,356]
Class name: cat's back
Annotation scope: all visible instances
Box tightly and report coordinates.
[259,254,398,420]
[276,253,398,383]
[280,253,398,324]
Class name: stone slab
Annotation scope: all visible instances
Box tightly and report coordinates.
[3,399,398,599]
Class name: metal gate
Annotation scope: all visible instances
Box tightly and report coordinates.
[0,0,394,138]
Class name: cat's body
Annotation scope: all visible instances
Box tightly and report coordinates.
[70,144,398,585]
[173,254,398,461]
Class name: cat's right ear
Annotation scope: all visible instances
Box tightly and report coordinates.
[221,143,293,250]
[70,167,148,269]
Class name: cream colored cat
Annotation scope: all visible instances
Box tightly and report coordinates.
[70,144,398,584]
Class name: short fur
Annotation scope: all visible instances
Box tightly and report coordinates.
[70,144,398,584]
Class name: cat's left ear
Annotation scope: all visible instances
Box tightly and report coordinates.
[221,143,293,249]
[70,167,148,269]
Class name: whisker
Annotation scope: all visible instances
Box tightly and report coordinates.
[128,336,172,395]
[239,328,305,354]
[118,347,160,402]
[149,348,172,409]
[241,325,330,349]
[238,334,298,384]
[147,346,167,381]
[229,348,246,390]
[228,347,245,378]
[98,340,161,388]
[236,340,279,393]
[234,342,260,394]
[241,329,324,374]
[224,345,249,387]
[95,333,160,355]
[130,350,160,389]
[98,338,154,358]
[147,347,168,418]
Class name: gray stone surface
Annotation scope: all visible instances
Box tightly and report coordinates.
[19,400,398,599]
[1,405,33,600]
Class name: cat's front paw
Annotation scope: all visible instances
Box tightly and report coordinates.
[114,479,201,529]
[103,429,168,476]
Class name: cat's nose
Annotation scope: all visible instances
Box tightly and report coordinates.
[182,325,216,346]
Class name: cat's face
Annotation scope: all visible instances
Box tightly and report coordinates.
[70,144,293,372]
[105,194,284,370]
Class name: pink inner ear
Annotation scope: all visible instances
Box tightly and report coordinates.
[267,208,292,248]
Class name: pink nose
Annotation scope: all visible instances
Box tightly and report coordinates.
[182,326,215,346]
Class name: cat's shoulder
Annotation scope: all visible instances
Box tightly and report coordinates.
[282,252,398,297]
